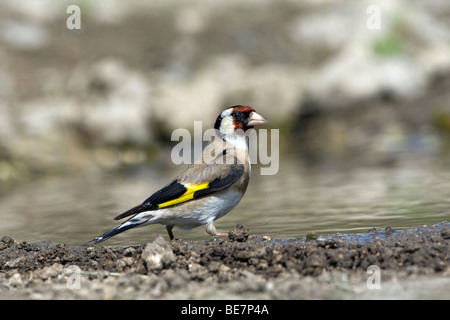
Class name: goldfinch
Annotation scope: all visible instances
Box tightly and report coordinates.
[88,105,267,244]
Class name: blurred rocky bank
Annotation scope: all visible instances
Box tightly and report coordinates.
[1,0,450,185]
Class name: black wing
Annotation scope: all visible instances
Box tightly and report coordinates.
[113,163,244,221]
[113,180,187,220]
[191,164,244,198]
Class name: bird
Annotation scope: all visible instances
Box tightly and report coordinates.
[87,105,268,244]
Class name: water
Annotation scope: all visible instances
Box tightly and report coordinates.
[0,152,449,247]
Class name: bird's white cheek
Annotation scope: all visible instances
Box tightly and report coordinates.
[220,117,235,134]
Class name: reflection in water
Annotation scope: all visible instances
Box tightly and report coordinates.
[0,151,449,246]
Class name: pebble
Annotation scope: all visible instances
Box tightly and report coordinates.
[1,235,16,245]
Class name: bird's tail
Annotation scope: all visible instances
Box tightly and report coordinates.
[85,219,146,245]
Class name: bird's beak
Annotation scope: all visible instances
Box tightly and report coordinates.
[248,111,268,126]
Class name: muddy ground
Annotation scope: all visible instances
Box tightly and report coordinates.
[0,223,449,300]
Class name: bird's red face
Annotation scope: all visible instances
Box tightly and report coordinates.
[215,105,268,135]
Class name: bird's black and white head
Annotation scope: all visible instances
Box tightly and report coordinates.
[214,105,268,138]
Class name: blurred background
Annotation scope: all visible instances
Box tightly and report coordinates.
[0,0,449,246]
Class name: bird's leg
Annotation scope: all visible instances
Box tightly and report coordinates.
[206,222,228,237]
[166,225,175,240]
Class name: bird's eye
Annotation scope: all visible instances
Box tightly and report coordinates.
[232,112,241,120]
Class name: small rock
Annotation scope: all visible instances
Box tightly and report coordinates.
[142,235,175,273]
[41,263,64,280]
[1,235,15,245]
[228,224,249,242]
[207,261,221,273]
[188,262,208,281]
[305,231,317,241]
[7,273,24,288]
[5,257,25,269]
[440,228,450,240]
[124,246,137,257]
[31,241,56,250]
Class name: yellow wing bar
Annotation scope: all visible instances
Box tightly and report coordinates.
[157,182,209,208]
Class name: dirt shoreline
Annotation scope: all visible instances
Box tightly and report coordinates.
[0,222,449,299]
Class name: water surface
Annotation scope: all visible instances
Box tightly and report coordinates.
[0,152,449,247]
